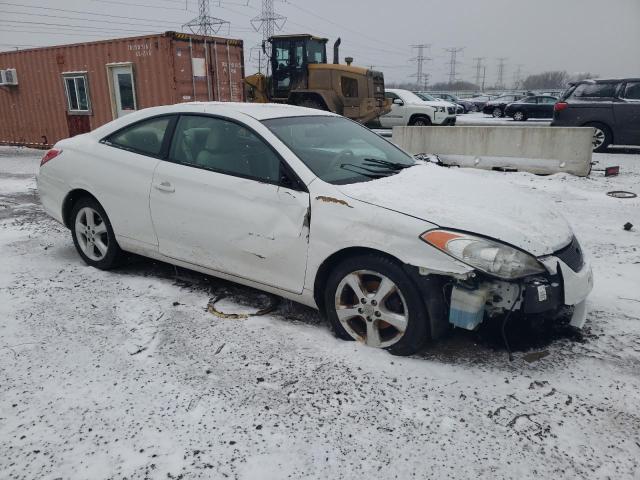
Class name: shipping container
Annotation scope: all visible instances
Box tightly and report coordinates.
[0,31,245,148]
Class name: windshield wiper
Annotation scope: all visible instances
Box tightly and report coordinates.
[362,158,415,170]
[340,163,395,179]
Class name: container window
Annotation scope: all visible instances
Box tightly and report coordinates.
[63,74,90,113]
[341,77,358,98]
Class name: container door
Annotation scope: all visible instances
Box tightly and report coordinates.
[110,65,137,118]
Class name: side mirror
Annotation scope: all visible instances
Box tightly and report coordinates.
[393,98,404,106]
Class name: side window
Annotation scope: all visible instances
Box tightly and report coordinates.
[169,115,282,183]
[622,82,640,100]
[63,73,91,113]
[385,92,399,101]
[523,97,537,103]
[105,116,172,156]
[572,83,617,98]
[540,97,557,104]
[341,77,358,98]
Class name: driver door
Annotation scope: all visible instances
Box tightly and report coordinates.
[380,92,405,128]
[149,114,310,293]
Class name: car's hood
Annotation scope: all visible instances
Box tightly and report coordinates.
[338,164,573,256]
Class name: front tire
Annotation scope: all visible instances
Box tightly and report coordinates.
[324,254,429,356]
[512,110,527,121]
[492,107,503,118]
[71,197,123,269]
[410,115,432,126]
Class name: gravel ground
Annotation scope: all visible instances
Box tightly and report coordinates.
[1,146,639,479]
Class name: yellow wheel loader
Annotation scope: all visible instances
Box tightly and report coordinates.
[245,34,390,124]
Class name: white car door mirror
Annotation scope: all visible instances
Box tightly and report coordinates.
[392,98,404,106]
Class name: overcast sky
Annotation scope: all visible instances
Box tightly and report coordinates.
[1,0,639,85]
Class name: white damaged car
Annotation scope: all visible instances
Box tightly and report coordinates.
[37,102,593,356]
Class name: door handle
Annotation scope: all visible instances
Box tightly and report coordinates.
[154,181,175,193]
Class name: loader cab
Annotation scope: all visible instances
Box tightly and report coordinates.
[269,34,328,99]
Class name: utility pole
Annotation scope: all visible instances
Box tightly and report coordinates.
[496,57,508,89]
[444,47,464,85]
[409,44,431,90]
[251,0,287,74]
[183,0,229,35]
[472,57,485,87]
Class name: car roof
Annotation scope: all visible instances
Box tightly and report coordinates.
[200,102,337,120]
[132,102,338,121]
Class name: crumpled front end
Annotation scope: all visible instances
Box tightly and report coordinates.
[408,235,594,338]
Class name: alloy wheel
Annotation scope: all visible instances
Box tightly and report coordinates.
[513,111,524,121]
[74,207,109,261]
[334,270,409,348]
[492,107,503,118]
[592,127,606,150]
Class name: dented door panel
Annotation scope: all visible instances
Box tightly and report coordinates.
[150,162,310,293]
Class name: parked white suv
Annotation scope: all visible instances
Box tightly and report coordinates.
[380,89,457,128]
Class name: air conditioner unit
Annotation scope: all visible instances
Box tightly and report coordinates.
[0,68,18,86]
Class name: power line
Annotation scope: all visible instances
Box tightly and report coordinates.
[0,9,188,30]
[0,1,191,26]
[444,47,464,84]
[183,0,230,35]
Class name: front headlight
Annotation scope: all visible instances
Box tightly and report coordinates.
[420,229,546,280]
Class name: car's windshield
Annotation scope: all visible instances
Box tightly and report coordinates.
[416,92,437,101]
[262,116,416,185]
[393,90,424,104]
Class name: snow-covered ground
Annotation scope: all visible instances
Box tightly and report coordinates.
[1,146,639,479]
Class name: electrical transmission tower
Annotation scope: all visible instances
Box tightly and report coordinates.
[183,0,229,35]
[444,47,464,85]
[496,57,508,89]
[472,57,485,87]
[409,44,431,90]
[251,0,287,73]
[512,64,524,89]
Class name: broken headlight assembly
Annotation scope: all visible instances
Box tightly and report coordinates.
[420,230,546,280]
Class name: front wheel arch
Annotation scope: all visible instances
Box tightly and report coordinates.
[313,247,403,315]
[409,114,432,126]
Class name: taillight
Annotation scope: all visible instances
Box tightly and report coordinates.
[40,148,62,167]
[554,102,569,112]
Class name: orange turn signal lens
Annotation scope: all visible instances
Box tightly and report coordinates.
[420,230,462,251]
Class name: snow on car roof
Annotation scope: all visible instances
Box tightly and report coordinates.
[199,102,338,120]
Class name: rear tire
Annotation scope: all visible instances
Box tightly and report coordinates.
[492,107,503,118]
[410,115,432,126]
[585,122,612,153]
[323,254,429,356]
[70,197,123,270]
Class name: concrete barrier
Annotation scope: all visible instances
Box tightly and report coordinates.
[392,126,593,176]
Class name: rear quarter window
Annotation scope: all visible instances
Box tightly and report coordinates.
[571,83,618,99]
